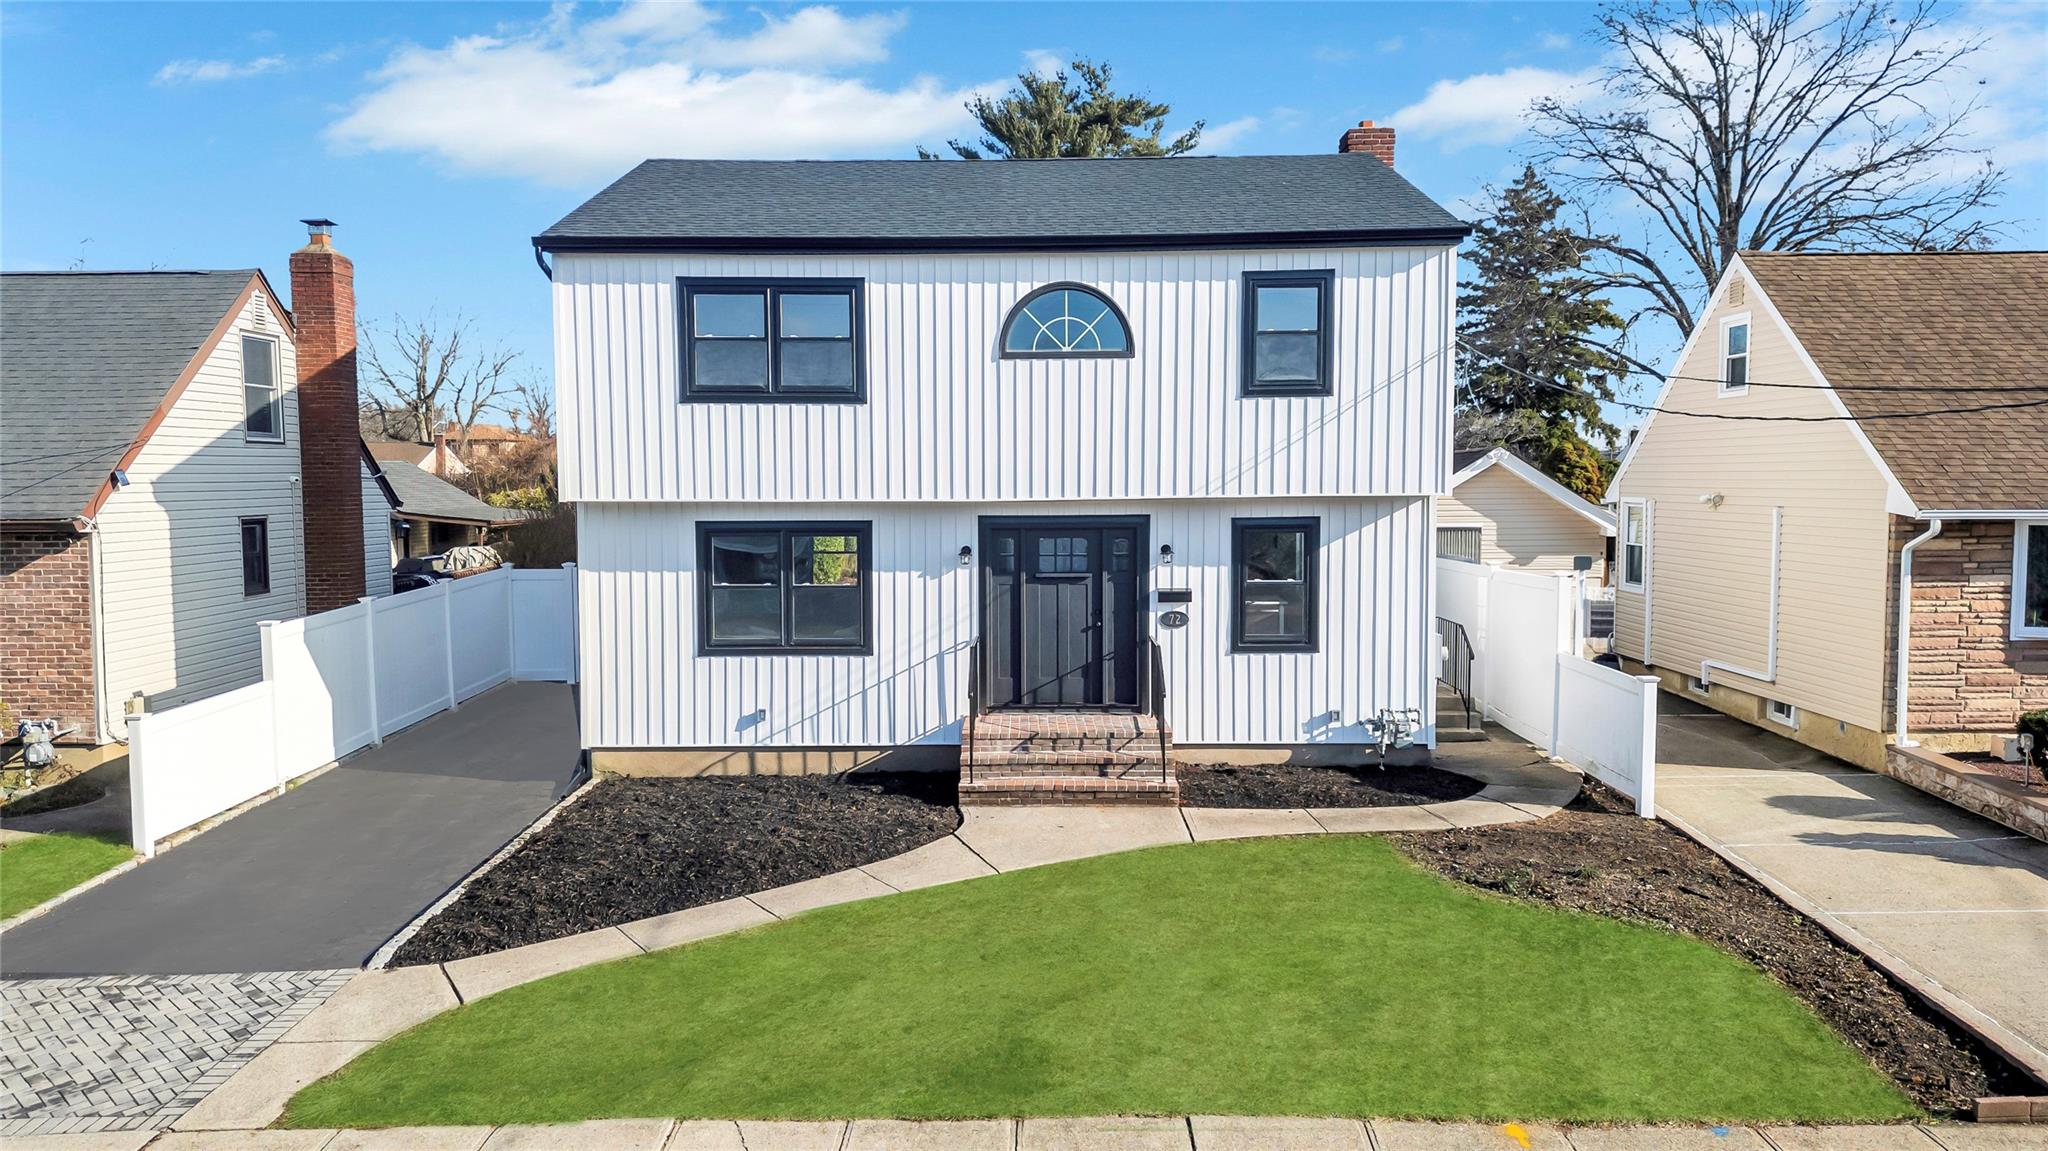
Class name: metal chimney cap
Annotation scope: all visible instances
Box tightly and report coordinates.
[301,218,337,234]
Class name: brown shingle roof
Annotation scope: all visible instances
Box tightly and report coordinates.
[365,439,433,466]
[1740,251,2048,512]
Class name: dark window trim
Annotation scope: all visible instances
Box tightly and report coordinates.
[679,277,866,404]
[1240,269,1335,397]
[240,516,271,596]
[998,282,1135,360]
[695,520,874,656]
[241,333,285,444]
[1230,516,1320,653]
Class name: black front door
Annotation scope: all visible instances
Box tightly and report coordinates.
[981,518,1143,709]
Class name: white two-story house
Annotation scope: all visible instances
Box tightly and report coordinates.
[538,126,1468,802]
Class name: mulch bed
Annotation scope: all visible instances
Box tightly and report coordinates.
[1951,752,2048,789]
[391,771,960,966]
[1390,782,2036,1116]
[1175,762,1484,809]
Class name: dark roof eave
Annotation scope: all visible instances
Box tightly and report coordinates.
[532,226,1472,255]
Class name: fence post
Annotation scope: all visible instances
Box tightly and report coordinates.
[361,596,383,746]
[128,711,152,858]
[1549,654,1564,759]
[259,621,286,795]
[562,562,579,685]
[503,564,516,687]
[1634,674,1660,817]
[440,577,459,710]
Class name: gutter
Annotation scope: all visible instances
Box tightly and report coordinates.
[1701,506,1782,688]
[530,225,1475,256]
[1893,518,1945,747]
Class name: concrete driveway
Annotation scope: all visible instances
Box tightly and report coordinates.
[0,680,581,976]
[1652,693,2048,1079]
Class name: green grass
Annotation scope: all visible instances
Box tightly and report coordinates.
[0,831,132,919]
[285,836,1913,1128]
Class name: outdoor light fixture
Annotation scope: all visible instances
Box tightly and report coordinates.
[111,468,130,488]
[1159,544,1174,565]
[958,545,973,567]
[1699,492,1724,509]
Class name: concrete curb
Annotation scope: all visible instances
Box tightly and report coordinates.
[0,853,141,932]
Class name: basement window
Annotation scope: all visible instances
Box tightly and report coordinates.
[681,279,864,403]
[1685,675,1708,696]
[1766,699,1798,729]
[240,517,270,596]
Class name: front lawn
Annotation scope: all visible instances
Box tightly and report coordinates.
[0,831,132,919]
[286,835,1913,1128]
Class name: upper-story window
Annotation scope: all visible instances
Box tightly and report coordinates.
[1720,314,1751,395]
[1000,284,1132,358]
[242,335,282,441]
[1241,270,1334,397]
[681,278,865,403]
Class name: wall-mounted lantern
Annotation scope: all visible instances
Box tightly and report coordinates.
[958,545,974,567]
[1159,544,1175,565]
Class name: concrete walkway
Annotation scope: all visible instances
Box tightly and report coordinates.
[1652,694,2048,1082]
[8,1115,2041,1150]
[1,681,584,976]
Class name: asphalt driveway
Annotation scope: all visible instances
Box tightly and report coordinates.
[0,680,581,976]
[1652,692,2048,1081]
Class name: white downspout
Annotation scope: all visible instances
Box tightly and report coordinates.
[1894,517,1943,747]
[1701,505,1782,687]
[81,517,115,744]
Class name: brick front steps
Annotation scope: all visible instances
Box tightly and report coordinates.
[961,712,1178,806]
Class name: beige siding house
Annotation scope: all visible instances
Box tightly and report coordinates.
[1607,251,2048,770]
[1439,447,1613,582]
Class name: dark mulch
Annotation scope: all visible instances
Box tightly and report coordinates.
[1951,752,2048,788]
[391,771,960,966]
[1390,782,2036,1116]
[1175,762,1484,809]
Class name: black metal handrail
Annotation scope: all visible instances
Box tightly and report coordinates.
[965,638,981,786]
[1435,616,1475,730]
[1147,637,1169,783]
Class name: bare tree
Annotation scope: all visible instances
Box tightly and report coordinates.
[1535,0,2004,338]
[358,313,520,454]
[510,377,554,440]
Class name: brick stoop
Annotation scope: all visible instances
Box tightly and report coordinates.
[962,712,1178,806]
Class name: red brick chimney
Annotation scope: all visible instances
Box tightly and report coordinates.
[1337,120,1396,166]
[289,218,366,612]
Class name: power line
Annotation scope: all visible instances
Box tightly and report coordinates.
[1463,345,2048,394]
[1,440,137,468]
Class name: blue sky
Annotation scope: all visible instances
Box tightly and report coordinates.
[5,1,2044,425]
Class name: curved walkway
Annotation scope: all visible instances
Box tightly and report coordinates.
[149,755,1582,1137]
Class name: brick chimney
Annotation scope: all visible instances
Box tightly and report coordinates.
[1337,120,1396,166]
[289,218,366,612]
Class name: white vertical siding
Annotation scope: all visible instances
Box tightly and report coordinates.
[553,247,1456,504]
[98,286,306,728]
[360,461,394,597]
[576,498,1431,749]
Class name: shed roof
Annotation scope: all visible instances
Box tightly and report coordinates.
[379,461,527,526]
[536,155,1469,253]
[1,270,263,522]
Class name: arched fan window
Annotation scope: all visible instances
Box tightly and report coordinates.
[1000,283,1133,359]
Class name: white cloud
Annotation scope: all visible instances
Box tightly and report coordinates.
[1310,46,1355,64]
[153,55,285,85]
[1022,49,1064,79]
[1199,116,1261,153]
[1537,31,1573,51]
[1375,37,1405,55]
[1387,66,1594,150]
[326,2,990,184]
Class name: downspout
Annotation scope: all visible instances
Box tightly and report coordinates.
[81,517,115,744]
[1701,505,1782,687]
[1893,517,1943,747]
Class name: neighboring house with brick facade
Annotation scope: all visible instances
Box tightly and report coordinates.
[0,223,392,746]
[1439,447,1613,584]
[1606,251,2047,771]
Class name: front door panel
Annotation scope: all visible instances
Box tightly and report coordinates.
[981,520,1143,710]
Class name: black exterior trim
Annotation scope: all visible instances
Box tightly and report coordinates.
[1241,270,1336,398]
[678,277,866,405]
[695,520,873,656]
[998,282,1135,360]
[977,514,1151,713]
[537,228,1471,256]
[1230,516,1320,653]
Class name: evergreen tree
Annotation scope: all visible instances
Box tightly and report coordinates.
[1457,166,1629,499]
[921,59,1201,160]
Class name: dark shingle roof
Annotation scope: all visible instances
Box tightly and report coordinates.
[379,461,526,525]
[536,155,1469,252]
[1741,251,2048,512]
[2,271,258,522]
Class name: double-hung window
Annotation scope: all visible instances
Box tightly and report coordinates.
[1720,314,1751,395]
[681,278,864,402]
[240,517,270,596]
[1620,500,1648,591]
[1241,270,1334,396]
[243,335,282,440]
[698,522,871,654]
[2015,521,2048,640]
[1232,517,1319,651]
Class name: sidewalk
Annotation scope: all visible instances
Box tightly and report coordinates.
[1652,696,2048,1082]
[7,1114,2037,1150]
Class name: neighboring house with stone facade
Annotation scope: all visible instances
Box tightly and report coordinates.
[0,223,388,747]
[1606,251,2047,772]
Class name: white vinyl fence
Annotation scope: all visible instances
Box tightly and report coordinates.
[1436,558,1658,815]
[128,565,577,856]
